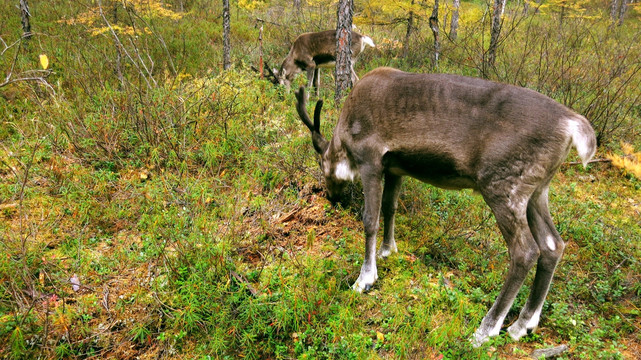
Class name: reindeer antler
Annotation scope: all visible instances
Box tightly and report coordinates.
[295,87,313,131]
[263,61,280,85]
[251,60,280,85]
[295,87,328,154]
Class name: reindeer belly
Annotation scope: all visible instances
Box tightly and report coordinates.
[313,54,336,67]
[382,150,477,190]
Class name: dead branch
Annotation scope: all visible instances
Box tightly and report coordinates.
[564,158,612,166]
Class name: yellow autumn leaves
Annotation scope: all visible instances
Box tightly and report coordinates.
[58,0,183,36]
[608,142,641,178]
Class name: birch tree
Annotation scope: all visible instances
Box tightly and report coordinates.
[450,0,459,41]
[402,0,416,58]
[335,0,353,103]
[610,0,630,25]
[19,0,32,40]
[429,0,440,70]
[223,0,231,70]
[486,0,506,75]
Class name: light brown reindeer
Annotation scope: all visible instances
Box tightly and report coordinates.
[295,67,596,346]
[274,30,375,96]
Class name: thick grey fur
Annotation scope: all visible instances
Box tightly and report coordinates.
[295,67,597,346]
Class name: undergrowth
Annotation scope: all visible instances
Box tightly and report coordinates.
[1,0,640,359]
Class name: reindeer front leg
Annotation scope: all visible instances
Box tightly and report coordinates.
[306,68,315,91]
[350,63,359,84]
[379,173,402,258]
[305,67,321,98]
[353,166,383,292]
[313,68,321,97]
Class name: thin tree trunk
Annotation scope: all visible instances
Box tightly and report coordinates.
[450,0,459,41]
[113,2,124,87]
[19,0,32,40]
[223,0,231,70]
[618,0,629,25]
[335,0,353,103]
[429,0,440,70]
[402,0,415,58]
[486,0,505,74]
[258,23,264,79]
[610,0,621,21]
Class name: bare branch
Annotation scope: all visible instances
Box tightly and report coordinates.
[96,0,153,90]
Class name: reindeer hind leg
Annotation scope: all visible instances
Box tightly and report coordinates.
[507,184,565,340]
[472,183,539,346]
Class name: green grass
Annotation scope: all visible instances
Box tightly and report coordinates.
[2,94,639,358]
[1,0,640,359]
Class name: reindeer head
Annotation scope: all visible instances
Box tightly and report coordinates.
[275,64,296,92]
[295,87,351,201]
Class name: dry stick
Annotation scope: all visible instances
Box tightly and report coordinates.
[1,36,54,94]
[564,153,639,166]
[0,34,10,51]
[97,1,152,90]
[230,271,258,297]
[259,22,264,80]
[122,6,157,86]
[9,141,44,352]
[564,158,612,166]
[128,10,177,77]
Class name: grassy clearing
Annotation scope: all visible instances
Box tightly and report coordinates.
[2,83,640,358]
[1,0,640,359]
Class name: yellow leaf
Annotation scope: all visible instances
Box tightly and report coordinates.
[376,331,385,343]
[39,54,49,70]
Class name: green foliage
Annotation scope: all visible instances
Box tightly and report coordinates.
[0,0,640,359]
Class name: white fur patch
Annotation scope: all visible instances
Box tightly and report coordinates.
[335,160,356,181]
[565,116,595,167]
[361,36,375,50]
[488,319,504,337]
[526,308,542,329]
[323,159,331,178]
[546,235,557,251]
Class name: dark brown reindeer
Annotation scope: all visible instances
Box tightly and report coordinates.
[275,30,375,96]
[295,67,596,346]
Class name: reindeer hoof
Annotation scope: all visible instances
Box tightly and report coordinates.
[471,320,502,348]
[352,280,374,293]
[470,331,490,348]
[507,322,527,341]
[507,322,537,341]
[352,268,378,293]
[377,244,398,259]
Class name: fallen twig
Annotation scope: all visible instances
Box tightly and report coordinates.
[531,344,568,359]
[564,158,611,166]
[564,153,639,166]
[230,270,258,296]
